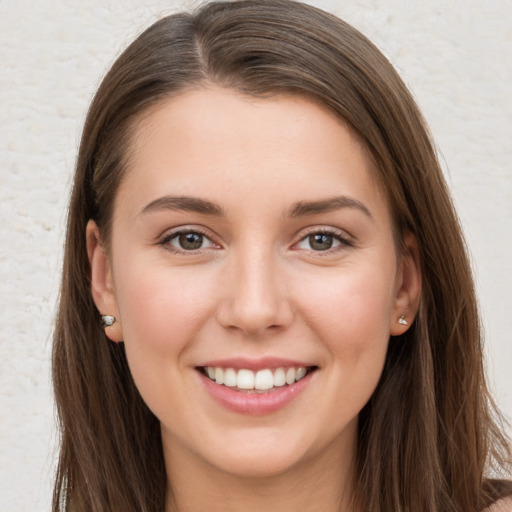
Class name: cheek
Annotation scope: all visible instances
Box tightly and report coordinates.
[295,259,396,405]
[310,268,394,407]
[297,261,397,342]
[113,261,217,357]
[112,265,217,415]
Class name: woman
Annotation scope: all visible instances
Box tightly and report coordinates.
[52,0,512,510]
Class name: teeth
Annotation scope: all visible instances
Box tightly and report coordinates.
[285,367,296,385]
[214,367,224,385]
[204,366,310,391]
[273,367,286,387]
[254,369,273,390]
[296,367,307,380]
[237,369,255,389]
[224,368,237,387]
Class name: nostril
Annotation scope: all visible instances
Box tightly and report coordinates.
[216,297,294,336]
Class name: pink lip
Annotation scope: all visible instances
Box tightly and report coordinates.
[198,357,311,371]
[198,369,314,416]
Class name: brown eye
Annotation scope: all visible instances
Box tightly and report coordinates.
[295,230,347,253]
[163,230,216,252]
[308,233,334,251]
[178,232,204,250]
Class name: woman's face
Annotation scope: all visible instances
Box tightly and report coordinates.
[88,87,419,479]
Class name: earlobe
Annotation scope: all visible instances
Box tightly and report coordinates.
[390,232,422,336]
[86,220,123,342]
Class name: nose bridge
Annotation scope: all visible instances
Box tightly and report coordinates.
[218,241,292,335]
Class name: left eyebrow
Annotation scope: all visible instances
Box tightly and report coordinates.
[286,195,374,220]
[139,195,226,217]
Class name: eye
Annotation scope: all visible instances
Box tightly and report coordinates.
[162,230,217,252]
[295,230,350,252]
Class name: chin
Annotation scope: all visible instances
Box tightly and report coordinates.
[211,448,308,479]
[197,422,350,480]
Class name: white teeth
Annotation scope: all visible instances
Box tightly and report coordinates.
[285,367,296,385]
[255,369,274,390]
[237,369,255,389]
[224,368,237,387]
[214,367,224,385]
[204,366,311,391]
[296,367,307,381]
[273,367,286,387]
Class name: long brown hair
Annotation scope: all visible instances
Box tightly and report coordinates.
[52,1,511,510]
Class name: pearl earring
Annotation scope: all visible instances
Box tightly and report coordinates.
[398,315,408,326]
[101,315,116,327]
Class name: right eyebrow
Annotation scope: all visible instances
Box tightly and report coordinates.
[138,195,226,217]
[286,195,373,221]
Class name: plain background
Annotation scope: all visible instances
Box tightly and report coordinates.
[1,1,511,510]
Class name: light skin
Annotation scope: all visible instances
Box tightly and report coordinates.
[87,87,422,512]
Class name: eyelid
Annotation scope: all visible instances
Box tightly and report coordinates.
[158,225,222,253]
[292,226,354,253]
[156,224,353,255]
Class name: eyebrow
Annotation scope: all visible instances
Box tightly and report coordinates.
[139,194,372,220]
[140,196,225,217]
[287,196,373,220]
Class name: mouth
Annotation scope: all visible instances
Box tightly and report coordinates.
[198,365,318,393]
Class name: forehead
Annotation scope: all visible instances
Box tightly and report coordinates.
[116,87,390,224]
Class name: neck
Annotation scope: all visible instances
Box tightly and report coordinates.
[163,430,360,512]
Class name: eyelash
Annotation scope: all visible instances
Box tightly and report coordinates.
[158,227,353,255]
[159,227,218,254]
[294,228,353,255]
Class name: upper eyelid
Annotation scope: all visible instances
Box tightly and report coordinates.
[295,225,353,241]
[157,227,220,251]
[156,224,353,248]
[291,226,355,253]
[159,225,216,242]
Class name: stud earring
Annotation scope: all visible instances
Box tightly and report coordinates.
[398,315,408,326]
[101,315,116,327]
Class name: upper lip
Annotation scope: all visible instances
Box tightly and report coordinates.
[197,357,315,371]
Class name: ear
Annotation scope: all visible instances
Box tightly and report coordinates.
[390,232,422,336]
[86,220,123,342]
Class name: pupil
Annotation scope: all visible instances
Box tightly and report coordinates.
[309,233,333,251]
[179,232,203,250]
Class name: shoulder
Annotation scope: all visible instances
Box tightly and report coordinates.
[486,497,512,512]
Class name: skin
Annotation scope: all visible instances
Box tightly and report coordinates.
[87,87,421,512]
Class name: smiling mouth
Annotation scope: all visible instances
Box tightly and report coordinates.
[199,366,317,393]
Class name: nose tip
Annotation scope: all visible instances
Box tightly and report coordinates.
[216,258,293,336]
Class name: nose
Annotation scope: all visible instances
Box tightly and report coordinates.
[216,247,294,337]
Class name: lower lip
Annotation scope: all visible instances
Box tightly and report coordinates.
[199,371,313,415]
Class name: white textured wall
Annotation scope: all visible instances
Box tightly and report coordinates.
[1,1,510,510]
